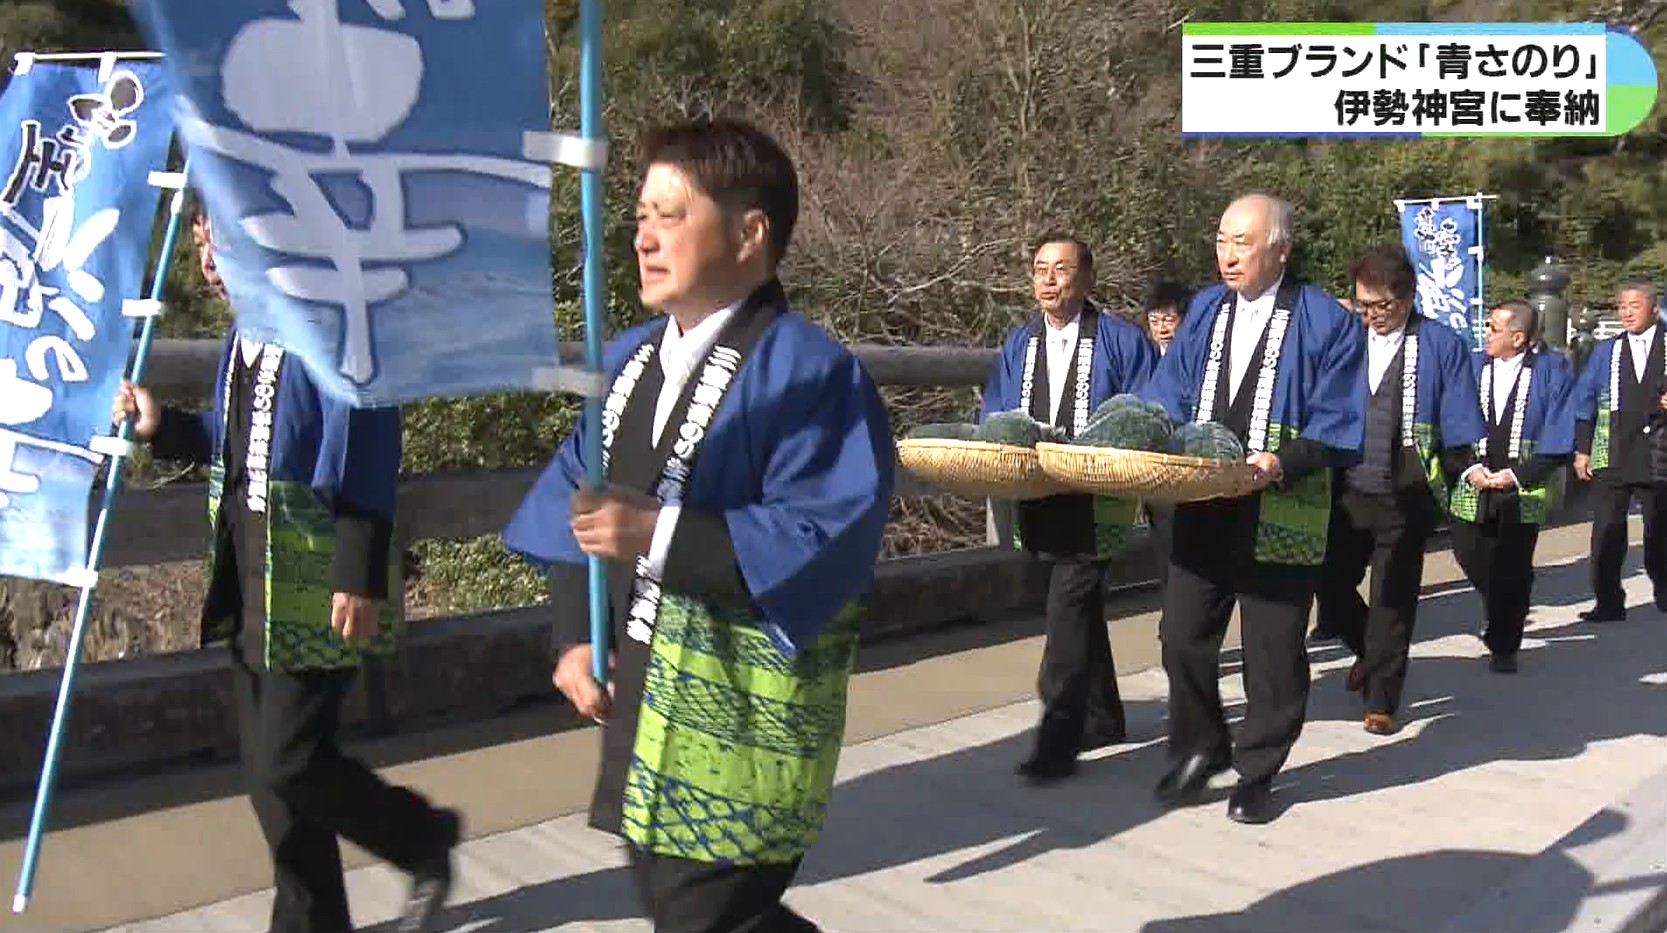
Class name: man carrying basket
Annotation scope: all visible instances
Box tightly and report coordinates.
[1139,194,1364,824]
[980,232,1159,784]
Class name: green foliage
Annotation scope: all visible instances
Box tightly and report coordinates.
[411,536,545,614]
[0,0,143,86]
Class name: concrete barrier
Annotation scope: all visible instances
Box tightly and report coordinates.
[0,544,1088,798]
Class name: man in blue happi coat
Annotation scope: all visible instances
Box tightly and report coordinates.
[502,119,893,932]
[980,233,1158,783]
[1140,193,1364,824]
[1449,300,1576,673]
[1315,243,1484,736]
[114,204,460,932]
[1565,280,1667,622]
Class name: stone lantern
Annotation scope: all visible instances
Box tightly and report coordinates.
[1526,255,1572,350]
[1570,301,1605,369]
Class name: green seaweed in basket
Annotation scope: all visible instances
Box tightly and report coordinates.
[974,409,1053,447]
[1075,395,1173,451]
[906,422,979,441]
[1167,421,1246,461]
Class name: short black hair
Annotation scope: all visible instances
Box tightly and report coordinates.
[1145,281,1192,316]
[1032,231,1094,281]
[639,118,799,266]
[1494,299,1537,337]
[1349,242,1417,302]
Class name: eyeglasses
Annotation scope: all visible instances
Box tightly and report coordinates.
[1353,298,1397,314]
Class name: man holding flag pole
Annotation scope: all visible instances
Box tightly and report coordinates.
[112,200,461,933]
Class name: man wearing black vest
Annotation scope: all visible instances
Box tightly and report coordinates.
[1315,244,1484,735]
[1568,281,1667,622]
[1450,301,1576,673]
[980,234,1159,783]
[1138,194,1364,824]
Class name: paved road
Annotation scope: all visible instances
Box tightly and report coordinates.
[1,521,1662,932]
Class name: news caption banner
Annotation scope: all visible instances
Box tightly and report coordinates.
[1181,21,1658,138]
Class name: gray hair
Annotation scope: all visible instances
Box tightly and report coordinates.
[1266,197,1294,248]
[1231,192,1294,248]
[1618,278,1657,304]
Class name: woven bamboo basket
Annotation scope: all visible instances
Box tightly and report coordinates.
[896,438,1070,500]
[1033,443,1261,502]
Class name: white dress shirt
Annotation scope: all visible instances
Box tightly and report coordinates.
[238,336,264,367]
[1366,325,1406,395]
[644,300,741,578]
[1463,350,1528,490]
[1228,273,1284,402]
[1043,312,1081,423]
[1627,325,1657,382]
[1489,351,1526,424]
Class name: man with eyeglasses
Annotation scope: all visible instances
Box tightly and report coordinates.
[980,232,1158,783]
[1314,243,1484,734]
[1449,301,1575,672]
[1144,282,1191,355]
[1564,280,1667,622]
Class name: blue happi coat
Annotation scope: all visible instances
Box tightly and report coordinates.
[1139,280,1365,565]
[1394,314,1488,503]
[1450,348,1576,525]
[157,328,403,671]
[980,305,1158,557]
[500,285,894,868]
[1562,331,1665,477]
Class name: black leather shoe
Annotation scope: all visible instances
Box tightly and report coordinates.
[1580,606,1627,623]
[1488,652,1518,674]
[1016,754,1077,784]
[399,808,461,933]
[1079,722,1128,752]
[1226,780,1277,824]
[1154,749,1231,807]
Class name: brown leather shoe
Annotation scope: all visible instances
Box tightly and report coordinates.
[1363,711,1395,735]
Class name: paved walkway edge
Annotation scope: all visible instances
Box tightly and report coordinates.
[1441,764,1667,933]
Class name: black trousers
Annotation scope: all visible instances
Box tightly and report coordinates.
[628,847,819,933]
[1161,501,1320,785]
[1147,503,1175,592]
[1451,515,1541,657]
[1315,487,1436,716]
[230,646,454,932]
[1589,474,1667,612]
[1033,556,1127,759]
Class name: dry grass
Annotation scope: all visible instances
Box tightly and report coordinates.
[0,561,451,674]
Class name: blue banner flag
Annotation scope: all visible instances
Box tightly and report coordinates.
[0,58,177,585]
[1397,197,1485,351]
[131,0,564,407]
